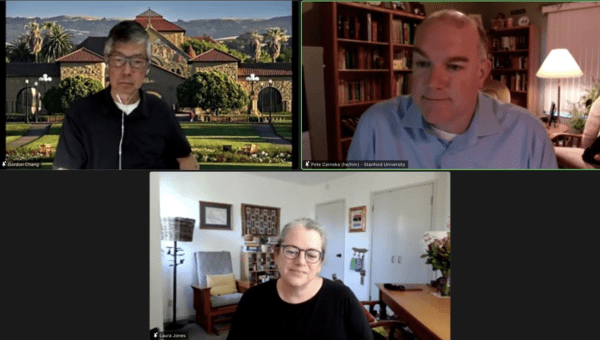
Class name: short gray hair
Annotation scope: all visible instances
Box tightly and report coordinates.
[418,9,488,61]
[277,218,328,259]
[104,21,152,60]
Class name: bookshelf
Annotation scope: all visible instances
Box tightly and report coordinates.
[487,25,539,113]
[322,2,425,162]
[241,251,279,284]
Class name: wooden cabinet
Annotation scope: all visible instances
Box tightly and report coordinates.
[241,251,279,284]
[321,2,425,162]
[487,25,539,113]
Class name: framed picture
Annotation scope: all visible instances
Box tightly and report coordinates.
[199,201,232,230]
[349,206,367,233]
[242,203,281,236]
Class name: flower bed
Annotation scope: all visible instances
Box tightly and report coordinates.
[191,148,291,164]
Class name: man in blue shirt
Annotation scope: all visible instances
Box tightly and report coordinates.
[347,10,557,169]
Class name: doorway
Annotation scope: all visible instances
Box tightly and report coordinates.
[315,200,345,282]
[369,183,434,300]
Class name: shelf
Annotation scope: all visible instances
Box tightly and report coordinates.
[338,38,388,46]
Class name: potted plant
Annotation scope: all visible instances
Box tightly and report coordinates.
[259,236,269,253]
[569,77,600,133]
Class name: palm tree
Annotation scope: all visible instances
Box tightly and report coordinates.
[7,36,34,62]
[250,30,263,63]
[23,21,52,62]
[266,27,288,63]
[41,23,74,62]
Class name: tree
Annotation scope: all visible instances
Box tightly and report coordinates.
[7,36,34,62]
[23,21,52,63]
[40,23,74,62]
[177,72,249,115]
[250,30,264,63]
[181,38,249,62]
[42,76,103,114]
[265,27,288,63]
[276,47,292,63]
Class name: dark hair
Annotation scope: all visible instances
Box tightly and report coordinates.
[104,21,151,59]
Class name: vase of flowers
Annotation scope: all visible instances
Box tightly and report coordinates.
[421,230,451,297]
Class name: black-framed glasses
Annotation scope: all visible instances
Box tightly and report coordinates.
[280,245,322,263]
[107,55,148,69]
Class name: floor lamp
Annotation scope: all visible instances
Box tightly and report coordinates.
[536,48,583,126]
[161,216,195,330]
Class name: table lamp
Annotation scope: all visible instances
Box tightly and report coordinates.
[161,216,195,330]
[536,48,583,125]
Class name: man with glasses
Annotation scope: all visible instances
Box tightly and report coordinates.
[228,218,373,340]
[53,21,198,169]
[347,9,556,169]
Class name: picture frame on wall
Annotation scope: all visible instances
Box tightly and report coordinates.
[242,203,281,236]
[199,201,232,230]
[349,206,367,232]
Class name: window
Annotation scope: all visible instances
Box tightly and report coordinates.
[540,2,600,116]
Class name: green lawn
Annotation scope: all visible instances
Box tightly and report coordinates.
[6,123,31,144]
[180,123,258,137]
[272,123,292,140]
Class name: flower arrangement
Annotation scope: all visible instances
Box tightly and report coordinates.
[421,220,450,296]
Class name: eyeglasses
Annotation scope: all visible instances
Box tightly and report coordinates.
[280,245,322,263]
[107,55,148,69]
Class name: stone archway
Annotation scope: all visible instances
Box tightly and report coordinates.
[257,87,282,114]
[15,87,40,115]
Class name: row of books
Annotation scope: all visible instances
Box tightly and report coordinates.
[393,50,412,70]
[394,73,409,97]
[392,19,418,45]
[491,36,528,51]
[338,78,384,105]
[338,46,385,70]
[492,55,528,70]
[337,13,385,42]
[497,73,528,92]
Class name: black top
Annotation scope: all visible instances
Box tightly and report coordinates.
[227,278,374,340]
[53,87,191,169]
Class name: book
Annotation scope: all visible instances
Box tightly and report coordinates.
[366,13,372,42]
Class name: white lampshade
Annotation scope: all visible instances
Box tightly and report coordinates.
[536,49,583,79]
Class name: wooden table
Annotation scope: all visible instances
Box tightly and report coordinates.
[544,122,569,136]
[377,284,450,340]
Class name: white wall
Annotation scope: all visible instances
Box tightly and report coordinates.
[149,172,450,324]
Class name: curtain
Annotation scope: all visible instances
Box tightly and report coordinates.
[541,2,600,116]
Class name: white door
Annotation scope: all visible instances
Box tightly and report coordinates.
[370,183,433,300]
[316,200,345,282]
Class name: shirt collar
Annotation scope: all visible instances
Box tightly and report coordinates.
[102,86,149,118]
[402,92,503,139]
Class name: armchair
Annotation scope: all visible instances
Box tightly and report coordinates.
[481,78,511,103]
[551,97,600,168]
[191,251,244,335]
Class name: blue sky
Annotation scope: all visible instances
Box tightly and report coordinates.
[6,1,292,21]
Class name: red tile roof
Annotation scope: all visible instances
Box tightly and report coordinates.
[55,48,105,63]
[237,67,292,77]
[135,17,186,32]
[189,48,240,62]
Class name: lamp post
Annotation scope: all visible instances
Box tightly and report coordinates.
[34,81,39,122]
[268,79,273,123]
[38,73,52,115]
[245,73,260,116]
[25,79,29,124]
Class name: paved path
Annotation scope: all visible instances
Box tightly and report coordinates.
[6,123,52,149]
[250,123,292,147]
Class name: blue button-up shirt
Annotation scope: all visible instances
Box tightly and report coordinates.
[347,93,557,169]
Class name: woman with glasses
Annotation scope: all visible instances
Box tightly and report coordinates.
[227,218,373,340]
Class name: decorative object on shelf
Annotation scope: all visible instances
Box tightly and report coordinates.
[406,2,426,16]
[199,201,232,230]
[368,2,381,6]
[491,13,506,29]
[506,17,514,28]
[259,236,269,252]
[421,229,450,297]
[536,48,584,125]
[242,203,280,237]
[161,216,196,330]
[518,16,530,26]
[349,206,366,232]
